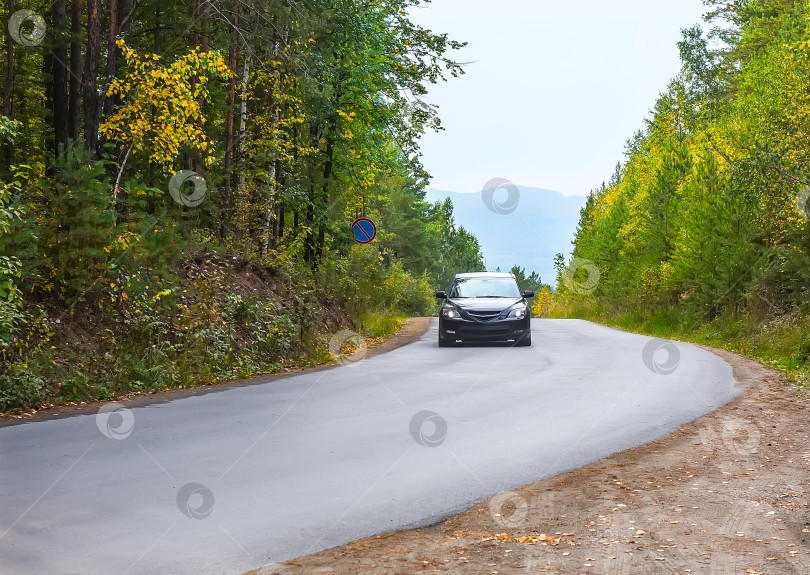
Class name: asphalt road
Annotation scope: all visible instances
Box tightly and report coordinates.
[0,319,738,575]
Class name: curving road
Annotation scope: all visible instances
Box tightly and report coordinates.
[0,319,738,575]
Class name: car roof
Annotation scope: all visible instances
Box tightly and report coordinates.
[454,272,516,279]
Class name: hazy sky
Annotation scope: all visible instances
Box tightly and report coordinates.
[411,0,708,197]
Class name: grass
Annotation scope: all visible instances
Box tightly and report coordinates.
[361,312,406,339]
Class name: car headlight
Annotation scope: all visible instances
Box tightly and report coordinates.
[442,308,460,319]
[508,307,527,319]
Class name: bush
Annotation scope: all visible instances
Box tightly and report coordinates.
[0,367,46,412]
[326,244,434,324]
[223,293,297,362]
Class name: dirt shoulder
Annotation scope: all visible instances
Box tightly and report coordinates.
[0,317,432,426]
[247,346,810,575]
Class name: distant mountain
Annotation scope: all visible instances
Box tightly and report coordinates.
[425,186,587,286]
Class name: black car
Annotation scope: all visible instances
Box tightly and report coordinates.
[435,272,534,347]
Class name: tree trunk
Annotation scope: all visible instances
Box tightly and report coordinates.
[83,0,101,153]
[3,0,14,171]
[304,124,317,264]
[152,0,159,52]
[68,0,84,142]
[68,0,81,141]
[221,11,238,241]
[200,0,210,52]
[102,0,119,117]
[269,117,284,249]
[198,0,210,161]
[184,0,198,171]
[304,178,315,263]
[50,0,69,154]
[260,175,275,255]
[316,133,334,261]
[259,31,282,255]
[190,0,199,46]
[234,53,250,245]
[275,161,285,240]
[119,0,133,38]
[270,161,284,249]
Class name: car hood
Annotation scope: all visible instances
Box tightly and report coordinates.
[449,297,523,311]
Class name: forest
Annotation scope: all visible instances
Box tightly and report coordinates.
[0,0,488,411]
[558,0,810,387]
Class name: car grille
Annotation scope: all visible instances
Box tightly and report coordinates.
[463,310,502,322]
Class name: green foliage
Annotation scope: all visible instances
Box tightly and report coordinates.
[0,116,20,142]
[12,147,116,303]
[0,1,477,412]
[0,120,25,333]
[368,174,486,290]
[0,129,53,368]
[0,366,46,412]
[326,244,434,325]
[223,293,296,363]
[510,265,549,293]
[430,198,486,289]
[559,0,810,390]
[362,313,405,339]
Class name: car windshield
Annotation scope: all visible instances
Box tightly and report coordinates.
[449,278,520,298]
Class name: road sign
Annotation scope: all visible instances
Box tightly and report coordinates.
[352,217,377,244]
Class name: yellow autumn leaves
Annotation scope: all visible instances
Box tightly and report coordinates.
[100,40,232,169]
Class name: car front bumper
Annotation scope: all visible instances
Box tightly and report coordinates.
[438,316,530,343]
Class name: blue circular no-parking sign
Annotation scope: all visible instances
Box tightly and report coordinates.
[352,218,377,244]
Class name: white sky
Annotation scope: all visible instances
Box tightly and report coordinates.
[411,0,708,197]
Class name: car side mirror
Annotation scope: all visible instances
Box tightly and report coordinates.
[435,291,447,299]
[522,290,534,298]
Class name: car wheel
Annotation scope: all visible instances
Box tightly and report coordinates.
[516,332,532,347]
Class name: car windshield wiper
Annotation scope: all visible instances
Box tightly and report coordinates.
[476,295,510,298]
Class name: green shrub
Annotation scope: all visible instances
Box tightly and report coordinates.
[0,367,46,412]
